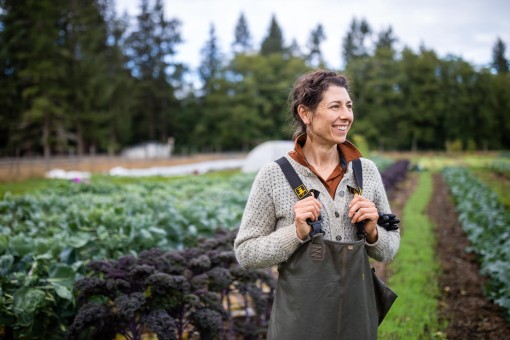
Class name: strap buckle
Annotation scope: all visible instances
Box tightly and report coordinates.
[307,214,324,236]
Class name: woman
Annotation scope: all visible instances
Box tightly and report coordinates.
[234,70,400,339]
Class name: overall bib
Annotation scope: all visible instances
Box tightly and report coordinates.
[266,234,378,340]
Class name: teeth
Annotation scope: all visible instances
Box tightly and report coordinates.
[336,126,347,131]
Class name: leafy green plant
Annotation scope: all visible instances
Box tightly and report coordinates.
[0,173,255,338]
[443,167,510,318]
[491,158,510,178]
[0,254,76,339]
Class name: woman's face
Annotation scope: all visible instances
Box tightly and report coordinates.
[302,85,353,146]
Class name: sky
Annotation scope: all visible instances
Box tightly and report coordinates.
[115,0,510,72]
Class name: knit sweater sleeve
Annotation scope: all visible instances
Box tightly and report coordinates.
[234,163,302,269]
[362,159,401,262]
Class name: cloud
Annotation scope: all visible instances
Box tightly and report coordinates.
[116,0,510,70]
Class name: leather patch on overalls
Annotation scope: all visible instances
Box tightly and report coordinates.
[309,243,325,261]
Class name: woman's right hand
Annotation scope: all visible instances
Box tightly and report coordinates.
[294,195,322,240]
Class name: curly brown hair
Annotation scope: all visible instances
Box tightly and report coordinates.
[289,70,350,140]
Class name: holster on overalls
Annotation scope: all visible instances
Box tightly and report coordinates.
[268,157,397,340]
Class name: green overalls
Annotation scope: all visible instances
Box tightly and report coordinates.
[267,234,378,339]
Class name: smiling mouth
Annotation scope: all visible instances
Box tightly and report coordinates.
[334,125,348,131]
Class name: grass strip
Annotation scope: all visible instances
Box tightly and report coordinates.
[471,168,510,210]
[0,178,53,196]
[378,171,445,339]
[0,169,242,197]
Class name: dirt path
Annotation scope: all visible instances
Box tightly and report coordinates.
[428,173,510,339]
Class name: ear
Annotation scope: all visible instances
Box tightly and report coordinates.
[297,105,312,125]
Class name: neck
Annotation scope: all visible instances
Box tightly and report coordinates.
[301,136,339,170]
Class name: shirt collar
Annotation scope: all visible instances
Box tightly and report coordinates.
[290,133,363,168]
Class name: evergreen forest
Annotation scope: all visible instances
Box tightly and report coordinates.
[1,0,509,158]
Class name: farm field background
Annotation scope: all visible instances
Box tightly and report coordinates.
[0,151,509,339]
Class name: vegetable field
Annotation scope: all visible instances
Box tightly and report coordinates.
[1,154,509,339]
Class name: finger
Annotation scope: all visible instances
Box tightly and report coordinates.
[349,200,375,218]
[301,211,316,221]
[351,208,378,223]
[296,206,320,222]
[299,198,322,213]
[348,195,373,209]
[300,196,322,209]
[348,194,362,208]
[295,202,317,215]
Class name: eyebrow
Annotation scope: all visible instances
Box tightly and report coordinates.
[328,100,352,105]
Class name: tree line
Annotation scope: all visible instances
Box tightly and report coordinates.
[1,0,509,157]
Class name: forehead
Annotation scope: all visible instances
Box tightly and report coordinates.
[321,85,351,102]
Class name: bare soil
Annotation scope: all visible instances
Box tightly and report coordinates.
[374,171,510,338]
[428,173,510,339]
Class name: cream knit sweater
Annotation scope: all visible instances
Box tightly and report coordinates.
[234,155,400,269]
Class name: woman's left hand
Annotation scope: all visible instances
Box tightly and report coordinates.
[348,194,379,243]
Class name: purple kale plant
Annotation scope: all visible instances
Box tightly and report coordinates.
[381,159,410,195]
[68,229,275,340]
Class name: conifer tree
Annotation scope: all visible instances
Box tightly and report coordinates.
[287,39,303,58]
[375,26,397,51]
[232,12,252,54]
[260,15,284,55]
[199,23,222,93]
[125,0,182,142]
[0,0,68,157]
[491,37,509,74]
[307,24,326,67]
[342,18,372,66]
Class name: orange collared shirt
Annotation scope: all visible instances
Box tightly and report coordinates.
[289,134,362,199]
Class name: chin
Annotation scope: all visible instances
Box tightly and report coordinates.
[336,136,347,144]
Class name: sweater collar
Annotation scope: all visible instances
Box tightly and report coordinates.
[289,133,363,169]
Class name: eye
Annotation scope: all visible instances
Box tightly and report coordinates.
[330,105,340,110]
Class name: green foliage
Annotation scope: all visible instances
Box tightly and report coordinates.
[260,15,284,56]
[351,134,370,156]
[191,53,310,151]
[443,167,510,318]
[0,172,255,336]
[472,167,510,210]
[445,139,463,152]
[2,4,510,156]
[491,158,510,177]
[378,171,444,338]
[199,24,222,92]
[491,37,509,74]
[232,12,252,54]
[0,178,53,196]
[306,24,326,67]
[342,17,372,65]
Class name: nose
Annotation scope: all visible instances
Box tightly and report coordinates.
[339,110,351,121]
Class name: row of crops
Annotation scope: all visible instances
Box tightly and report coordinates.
[0,158,411,339]
[0,173,255,339]
[443,166,510,318]
[2,155,509,338]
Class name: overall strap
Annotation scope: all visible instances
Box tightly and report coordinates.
[352,158,363,191]
[350,158,401,234]
[275,157,323,236]
[350,158,366,239]
[275,157,311,200]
